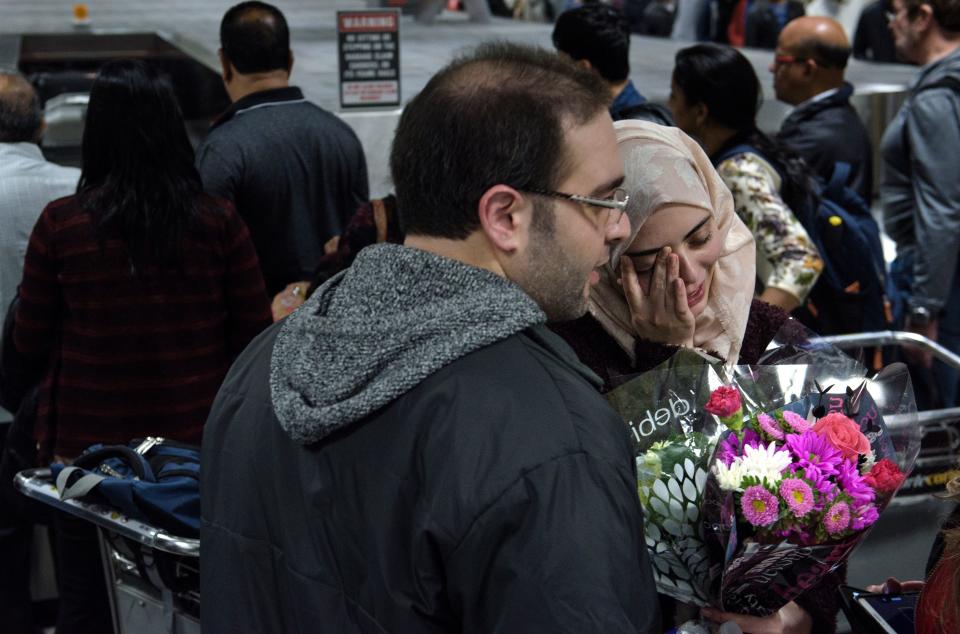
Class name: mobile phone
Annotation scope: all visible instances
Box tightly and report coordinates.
[848,588,919,634]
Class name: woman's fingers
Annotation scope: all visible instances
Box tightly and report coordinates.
[651,247,669,311]
[673,278,690,320]
[620,256,646,313]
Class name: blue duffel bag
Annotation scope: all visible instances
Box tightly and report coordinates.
[50,437,200,537]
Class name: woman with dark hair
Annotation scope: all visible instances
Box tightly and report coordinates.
[668,43,823,314]
[13,60,271,632]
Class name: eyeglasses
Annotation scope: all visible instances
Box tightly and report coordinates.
[525,187,629,226]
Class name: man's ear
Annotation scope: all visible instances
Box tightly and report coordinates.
[287,50,295,75]
[914,3,935,32]
[576,58,594,73]
[477,185,530,255]
[219,49,233,83]
[694,101,710,129]
[35,118,46,145]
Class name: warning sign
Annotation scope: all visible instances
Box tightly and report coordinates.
[337,10,401,108]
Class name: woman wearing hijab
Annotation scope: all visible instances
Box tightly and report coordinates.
[554,120,788,383]
[553,120,838,633]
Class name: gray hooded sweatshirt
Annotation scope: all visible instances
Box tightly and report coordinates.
[270,242,547,444]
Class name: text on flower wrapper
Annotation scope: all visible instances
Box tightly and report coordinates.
[628,396,692,440]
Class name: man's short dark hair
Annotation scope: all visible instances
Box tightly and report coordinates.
[220,1,291,74]
[552,4,631,83]
[904,0,960,31]
[390,42,609,240]
[0,72,42,143]
[792,38,852,69]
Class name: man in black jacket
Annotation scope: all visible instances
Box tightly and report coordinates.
[201,42,660,633]
[773,16,874,201]
[196,1,369,296]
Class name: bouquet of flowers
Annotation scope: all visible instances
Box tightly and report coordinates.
[701,369,918,616]
[605,332,921,618]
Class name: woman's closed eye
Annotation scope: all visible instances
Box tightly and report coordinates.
[689,230,713,248]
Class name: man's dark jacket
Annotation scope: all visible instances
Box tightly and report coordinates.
[196,87,369,296]
[777,83,874,201]
[201,244,660,633]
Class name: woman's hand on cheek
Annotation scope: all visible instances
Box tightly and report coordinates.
[620,248,695,347]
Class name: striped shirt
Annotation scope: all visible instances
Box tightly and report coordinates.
[14,194,272,459]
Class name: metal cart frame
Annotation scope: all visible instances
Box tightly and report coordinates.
[810,331,960,498]
[15,467,200,634]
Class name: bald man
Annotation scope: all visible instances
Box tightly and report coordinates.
[773,16,874,201]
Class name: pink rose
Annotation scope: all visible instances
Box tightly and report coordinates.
[704,386,742,418]
[813,413,871,462]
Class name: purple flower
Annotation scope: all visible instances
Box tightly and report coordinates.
[777,525,815,545]
[786,431,842,478]
[758,413,785,440]
[837,459,875,506]
[716,429,762,466]
[823,501,852,536]
[779,478,815,517]
[800,468,838,508]
[851,504,880,531]
[783,411,812,434]
[741,485,780,527]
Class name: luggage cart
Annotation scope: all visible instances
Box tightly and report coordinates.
[14,467,200,634]
[810,331,960,498]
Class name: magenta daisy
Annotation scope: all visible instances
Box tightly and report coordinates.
[851,504,880,531]
[716,429,762,466]
[786,431,842,477]
[779,478,815,517]
[741,485,780,527]
[823,501,852,535]
[837,459,875,506]
[782,411,812,434]
[800,467,838,508]
[757,413,785,440]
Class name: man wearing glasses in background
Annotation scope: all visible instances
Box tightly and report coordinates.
[772,16,874,202]
[200,42,661,633]
[882,0,960,408]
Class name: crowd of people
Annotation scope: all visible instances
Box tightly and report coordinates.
[1,0,959,632]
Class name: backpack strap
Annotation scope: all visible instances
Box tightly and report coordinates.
[56,465,105,501]
[901,76,960,147]
[824,162,852,201]
[911,75,960,97]
[71,445,155,481]
[712,143,761,167]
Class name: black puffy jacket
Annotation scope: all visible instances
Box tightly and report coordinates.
[201,245,660,633]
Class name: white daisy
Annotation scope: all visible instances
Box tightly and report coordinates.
[738,441,793,486]
[714,460,745,492]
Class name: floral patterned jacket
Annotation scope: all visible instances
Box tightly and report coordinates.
[717,152,823,304]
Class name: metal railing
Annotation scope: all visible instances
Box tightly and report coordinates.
[810,330,960,370]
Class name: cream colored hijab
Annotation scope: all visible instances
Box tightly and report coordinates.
[588,120,756,366]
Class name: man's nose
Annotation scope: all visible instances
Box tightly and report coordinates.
[605,211,631,244]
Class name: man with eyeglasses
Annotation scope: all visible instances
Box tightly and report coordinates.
[881,0,960,407]
[772,16,874,202]
[200,42,661,633]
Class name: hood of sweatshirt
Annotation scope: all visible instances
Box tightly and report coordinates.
[269,243,546,444]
